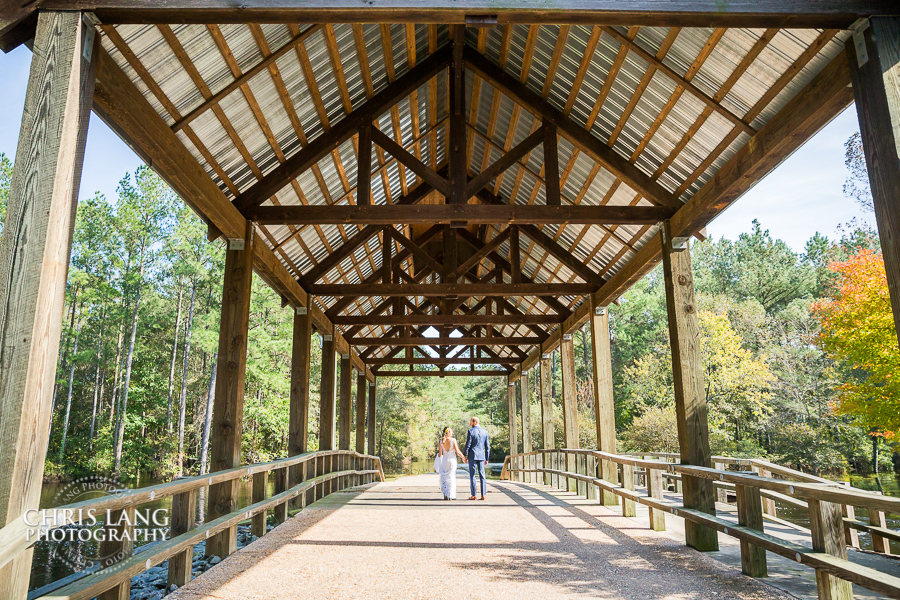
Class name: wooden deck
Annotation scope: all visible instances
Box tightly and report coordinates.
[165,473,899,600]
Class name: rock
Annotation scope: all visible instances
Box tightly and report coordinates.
[250,535,259,542]
[169,584,178,593]
[209,555,222,565]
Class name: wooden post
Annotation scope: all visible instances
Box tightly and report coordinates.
[367,380,377,456]
[622,463,636,517]
[251,471,268,537]
[560,334,579,493]
[507,382,518,458]
[871,509,890,553]
[586,455,598,500]
[0,11,96,598]
[355,372,367,453]
[647,467,666,531]
[661,222,718,552]
[97,507,135,600]
[543,121,561,206]
[735,484,767,577]
[449,24,467,205]
[521,370,532,482]
[338,356,352,450]
[841,503,860,549]
[715,462,727,504]
[808,498,853,600]
[590,301,619,506]
[539,353,554,486]
[273,467,287,523]
[288,306,311,509]
[319,335,337,451]
[755,467,777,516]
[576,453,587,497]
[847,17,900,347]
[167,489,196,589]
[207,223,254,559]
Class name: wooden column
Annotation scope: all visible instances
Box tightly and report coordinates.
[319,334,336,451]
[338,356,352,450]
[0,11,96,598]
[560,333,579,493]
[355,372,367,453]
[367,380,377,455]
[847,18,900,347]
[539,353,554,486]
[507,383,518,457]
[808,498,853,600]
[207,224,254,558]
[520,369,532,482]
[288,306,311,508]
[590,300,619,506]
[661,222,718,552]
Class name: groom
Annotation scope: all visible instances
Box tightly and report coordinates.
[464,417,490,500]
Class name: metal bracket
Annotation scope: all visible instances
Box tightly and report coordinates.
[81,13,99,61]
[228,238,245,251]
[323,335,333,341]
[850,19,870,68]
[563,333,572,341]
[541,353,551,360]
[670,236,690,251]
[341,354,350,360]
[594,306,607,316]
[295,306,307,316]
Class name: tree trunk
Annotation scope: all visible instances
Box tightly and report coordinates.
[176,279,197,477]
[166,277,185,433]
[114,251,146,476]
[109,324,125,424]
[873,435,880,475]
[50,286,80,439]
[58,316,82,463]
[199,352,218,476]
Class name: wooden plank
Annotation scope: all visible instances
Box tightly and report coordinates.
[847,17,900,346]
[808,498,853,600]
[338,354,353,451]
[590,301,618,506]
[307,283,595,296]
[542,122,561,206]
[333,313,559,325]
[661,222,718,552]
[355,372,367,453]
[367,381,377,456]
[376,370,510,377]
[0,11,95,598]
[207,224,254,559]
[247,203,672,224]
[368,357,520,365]
[319,335,337,451]
[231,46,451,214]
[465,47,681,211]
[560,334,578,493]
[166,489,196,589]
[736,484,767,577]
[349,336,543,346]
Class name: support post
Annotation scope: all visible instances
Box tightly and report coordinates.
[288,307,311,508]
[715,462,727,503]
[338,356,352,450]
[507,383,518,458]
[251,471,268,537]
[97,507,135,600]
[367,380,377,456]
[846,17,900,347]
[520,370,532,482]
[319,335,337,451]
[590,301,619,506]
[622,463,636,516]
[539,353,554,486]
[207,224,254,558]
[661,222,718,552]
[356,371,367,453]
[808,498,854,600]
[273,467,287,523]
[735,484,767,577]
[647,467,666,531]
[0,11,96,598]
[167,489,196,589]
[560,334,579,493]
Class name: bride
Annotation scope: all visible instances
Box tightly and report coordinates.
[434,427,466,500]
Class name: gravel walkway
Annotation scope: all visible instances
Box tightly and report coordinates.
[168,474,796,600]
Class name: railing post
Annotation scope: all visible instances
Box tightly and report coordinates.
[755,467,777,517]
[871,509,890,553]
[808,498,853,600]
[622,463,636,517]
[251,471,268,537]
[273,467,288,523]
[576,453,587,497]
[168,488,197,590]
[586,455,597,501]
[98,507,135,600]
[551,451,559,490]
[647,467,666,531]
[715,462,727,503]
[841,502,860,549]
[735,484,767,577]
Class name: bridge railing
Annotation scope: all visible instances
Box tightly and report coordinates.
[0,450,384,600]
[501,448,900,600]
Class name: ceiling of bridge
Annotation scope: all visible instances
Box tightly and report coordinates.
[97,22,848,370]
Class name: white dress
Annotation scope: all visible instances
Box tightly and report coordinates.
[435,440,460,500]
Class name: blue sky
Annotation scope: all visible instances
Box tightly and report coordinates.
[0,44,871,252]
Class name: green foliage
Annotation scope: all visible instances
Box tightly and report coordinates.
[0,152,12,236]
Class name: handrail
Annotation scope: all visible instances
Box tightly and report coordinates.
[1,449,384,600]
[502,448,900,600]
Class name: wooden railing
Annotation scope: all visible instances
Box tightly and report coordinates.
[0,450,384,600]
[502,448,900,600]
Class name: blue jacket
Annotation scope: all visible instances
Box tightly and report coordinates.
[464,425,490,461]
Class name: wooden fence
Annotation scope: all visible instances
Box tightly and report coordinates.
[0,450,384,600]
[502,448,900,600]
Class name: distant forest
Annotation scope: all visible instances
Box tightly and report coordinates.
[0,131,896,481]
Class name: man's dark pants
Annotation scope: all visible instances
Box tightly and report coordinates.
[469,459,487,497]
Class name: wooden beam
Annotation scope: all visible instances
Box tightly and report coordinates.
[356,123,373,205]
[370,126,452,196]
[348,336,543,346]
[231,46,451,214]
[510,225,522,284]
[520,370,532,454]
[539,353,553,484]
[338,355,352,450]
[207,224,254,559]
[375,370,510,377]
[542,122,561,206]
[366,380,376,456]
[319,334,337,451]
[387,227,446,276]
[368,357,520,365]
[355,371,367,453]
[466,125,544,198]
[298,224,383,287]
[307,283,595,296]
[589,301,618,506]
[465,47,681,211]
[517,223,603,285]
[661,222,718,552]
[560,333,578,492]
[333,313,560,326]
[247,203,673,224]
[449,24,467,204]
[0,12,95,598]
[508,383,519,455]
[847,17,900,347]
[453,226,511,279]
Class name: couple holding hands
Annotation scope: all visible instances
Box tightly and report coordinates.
[434,417,490,501]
